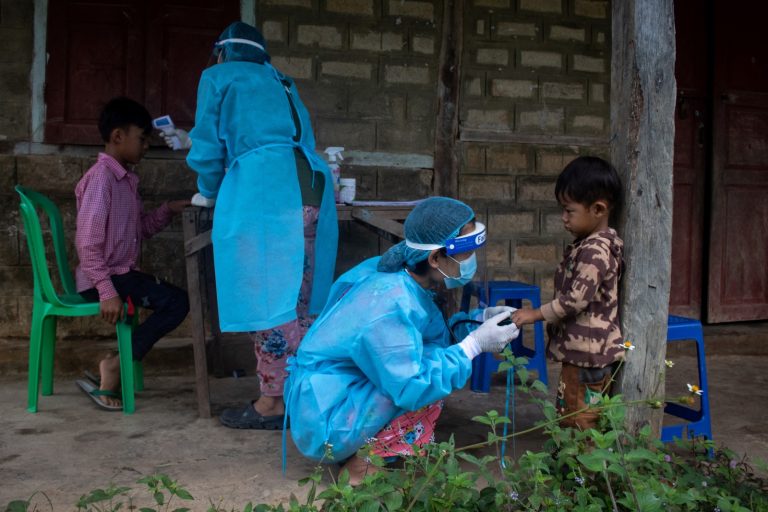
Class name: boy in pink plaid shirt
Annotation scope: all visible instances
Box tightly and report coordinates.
[75,97,190,410]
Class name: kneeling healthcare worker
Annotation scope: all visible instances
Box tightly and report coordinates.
[284,196,521,484]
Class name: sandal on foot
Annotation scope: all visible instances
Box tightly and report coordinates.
[75,379,122,411]
[83,370,100,387]
[219,402,285,430]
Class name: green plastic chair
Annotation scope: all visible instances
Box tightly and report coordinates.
[15,185,143,415]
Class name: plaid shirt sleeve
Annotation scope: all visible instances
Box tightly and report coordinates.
[140,202,174,239]
[75,172,118,300]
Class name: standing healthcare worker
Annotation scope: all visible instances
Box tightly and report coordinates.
[284,197,521,484]
[163,22,338,429]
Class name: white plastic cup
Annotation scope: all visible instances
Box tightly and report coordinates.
[339,178,356,204]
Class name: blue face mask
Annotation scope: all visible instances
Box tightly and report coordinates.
[438,253,477,289]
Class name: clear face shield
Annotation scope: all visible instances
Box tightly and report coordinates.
[443,221,488,307]
[209,37,266,66]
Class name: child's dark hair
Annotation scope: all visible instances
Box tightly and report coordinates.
[555,156,623,212]
[98,97,152,142]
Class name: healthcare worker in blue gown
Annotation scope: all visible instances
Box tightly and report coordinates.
[163,22,338,429]
[284,197,521,484]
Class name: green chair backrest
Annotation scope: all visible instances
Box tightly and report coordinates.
[15,185,80,306]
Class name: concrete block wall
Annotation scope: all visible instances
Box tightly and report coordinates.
[253,0,444,274]
[2,153,197,338]
[0,0,613,337]
[459,0,610,299]
[255,0,441,194]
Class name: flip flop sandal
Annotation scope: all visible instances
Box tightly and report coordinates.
[218,402,285,430]
[75,379,122,411]
[84,370,100,387]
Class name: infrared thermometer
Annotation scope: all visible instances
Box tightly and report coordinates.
[152,115,182,150]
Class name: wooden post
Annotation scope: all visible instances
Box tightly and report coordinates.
[182,208,212,419]
[433,0,463,197]
[611,0,676,435]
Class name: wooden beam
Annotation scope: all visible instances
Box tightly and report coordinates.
[433,0,464,197]
[611,0,676,435]
[181,208,212,418]
[351,208,405,244]
[460,129,609,148]
[185,230,212,257]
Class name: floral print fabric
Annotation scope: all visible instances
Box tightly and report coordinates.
[249,206,319,397]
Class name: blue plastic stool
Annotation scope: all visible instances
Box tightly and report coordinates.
[661,315,713,443]
[461,281,549,392]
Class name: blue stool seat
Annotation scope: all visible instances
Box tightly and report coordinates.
[461,281,549,392]
[661,315,713,443]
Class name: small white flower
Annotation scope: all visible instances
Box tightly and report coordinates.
[508,490,519,501]
[622,340,635,351]
[665,359,675,368]
[575,476,585,485]
[702,480,708,487]
[687,383,703,396]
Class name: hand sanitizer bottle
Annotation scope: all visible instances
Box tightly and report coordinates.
[324,147,345,203]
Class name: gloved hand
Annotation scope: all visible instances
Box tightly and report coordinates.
[191,192,216,208]
[475,305,518,322]
[458,312,520,359]
[161,128,192,150]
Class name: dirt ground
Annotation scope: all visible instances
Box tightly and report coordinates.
[1,351,767,510]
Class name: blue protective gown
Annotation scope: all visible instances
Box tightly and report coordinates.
[187,61,338,332]
[284,257,473,462]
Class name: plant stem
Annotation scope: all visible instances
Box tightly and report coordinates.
[456,398,656,453]
[404,452,446,512]
[609,419,641,511]
[602,463,619,512]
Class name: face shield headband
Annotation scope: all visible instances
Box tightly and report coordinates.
[213,38,266,57]
[404,222,487,256]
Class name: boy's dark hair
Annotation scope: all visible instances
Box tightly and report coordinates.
[555,156,623,212]
[98,97,152,142]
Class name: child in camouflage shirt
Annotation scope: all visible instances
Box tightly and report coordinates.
[512,156,624,430]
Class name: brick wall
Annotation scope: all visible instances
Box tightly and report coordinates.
[255,0,444,272]
[0,0,612,337]
[459,0,610,299]
[256,0,440,192]
[2,154,196,338]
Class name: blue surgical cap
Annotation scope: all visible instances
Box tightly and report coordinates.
[215,22,270,64]
[378,197,475,273]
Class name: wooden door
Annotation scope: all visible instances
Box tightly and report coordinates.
[670,0,708,318]
[45,0,238,144]
[708,2,768,322]
[144,0,237,128]
[46,1,145,144]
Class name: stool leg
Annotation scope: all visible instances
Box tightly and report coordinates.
[116,322,136,415]
[532,319,548,387]
[692,326,713,441]
[471,353,494,393]
[27,309,44,413]
[133,361,144,392]
[40,316,58,396]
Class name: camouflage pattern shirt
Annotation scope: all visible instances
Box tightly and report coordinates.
[541,228,624,368]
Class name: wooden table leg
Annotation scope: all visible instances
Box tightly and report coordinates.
[182,208,212,418]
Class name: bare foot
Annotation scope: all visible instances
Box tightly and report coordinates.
[97,354,122,408]
[341,456,380,486]
[253,395,285,417]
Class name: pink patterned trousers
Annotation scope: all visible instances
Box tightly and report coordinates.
[249,206,319,398]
